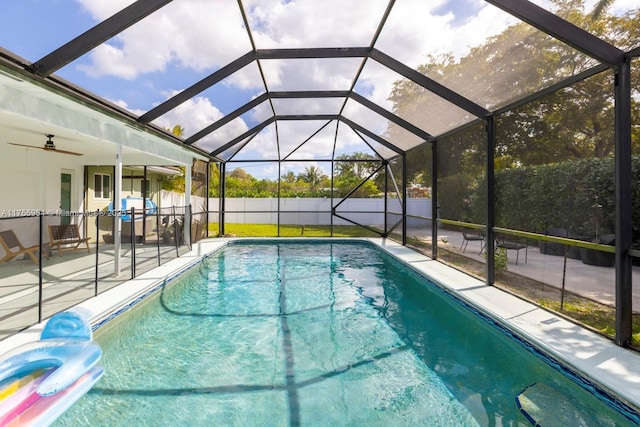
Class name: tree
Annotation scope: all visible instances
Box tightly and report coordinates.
[333,153,383,197]
[208,163,220,197]
[160,125,187,192]
[281,171,296,183]
[591,0,614,19]
[169,125,185,137]
[297,166,327,189]
[334,153,379,179]
[225,168,258,197]
[389,1,640,168]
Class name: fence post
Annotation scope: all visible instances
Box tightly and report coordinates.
[156,209,161,266]
[173,206,179,257]
[131,207,136,279]
[188,204,192,251]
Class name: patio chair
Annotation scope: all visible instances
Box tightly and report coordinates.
[496,237,528,265]
[0,229,48,265]
[461,231,485,254]
[48,224,91,256]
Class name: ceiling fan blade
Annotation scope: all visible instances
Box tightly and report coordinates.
[48,148,83,156]
[8,142,83,156]
[8,142,40,149]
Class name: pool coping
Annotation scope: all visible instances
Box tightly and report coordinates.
[370,238,640,414]
[1,237,639,414]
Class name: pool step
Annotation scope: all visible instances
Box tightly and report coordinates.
[516,383,598,427]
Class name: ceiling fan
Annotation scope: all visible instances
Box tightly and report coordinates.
[9,134,82,156]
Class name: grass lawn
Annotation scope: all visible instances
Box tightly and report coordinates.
[210,223,381,238]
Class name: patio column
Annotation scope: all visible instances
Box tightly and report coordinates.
[114,145,123,276]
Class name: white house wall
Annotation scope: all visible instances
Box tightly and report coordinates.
[0,146,85,249]
[0,71,206,256]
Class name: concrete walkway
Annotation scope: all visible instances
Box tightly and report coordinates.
[409,228,640,313]
[0,242,187,340]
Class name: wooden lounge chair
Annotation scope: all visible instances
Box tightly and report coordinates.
[48,224,91,256]
[0,229,48,265]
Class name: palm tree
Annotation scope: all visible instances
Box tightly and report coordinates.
[160,124,186,191]
[298,166,326,187]
[281,171,296,183]
[591,0,613,19]
[168,124,185,137]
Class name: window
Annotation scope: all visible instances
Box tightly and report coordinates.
[94,173,111,200]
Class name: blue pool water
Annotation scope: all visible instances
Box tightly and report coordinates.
[57,241,637,426]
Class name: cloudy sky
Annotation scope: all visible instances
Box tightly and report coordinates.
[0,0,634,177]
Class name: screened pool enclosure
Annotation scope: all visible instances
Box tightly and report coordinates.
[0,1,639,347]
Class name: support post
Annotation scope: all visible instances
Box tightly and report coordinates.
[220,162,226,236]
[184,162,192,247]
[383,161,388,237]
[114,145,122,276]
[94,210,99,296]
[205,162,210,238]
[38,212,43,322]
[486,116,496,285]
[142,166,148,243]
[614,61,632,347]
[156,207,161,265]
[431,141,438,259]
[277,162,281,237]
[402,153,407,246]
[330,159,335,237]
[130,207,136,279]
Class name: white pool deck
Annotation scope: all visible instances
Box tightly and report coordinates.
[1,237,639,414]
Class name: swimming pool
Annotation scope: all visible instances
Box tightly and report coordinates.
[56,241,637,426]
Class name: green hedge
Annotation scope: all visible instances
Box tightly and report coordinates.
[463,156,640,238]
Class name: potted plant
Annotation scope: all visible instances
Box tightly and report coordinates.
[579,200,614,267]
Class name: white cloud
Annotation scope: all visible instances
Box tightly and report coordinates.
[375,0,516,68]
[74,0,514,109]
[261,58,363,91]
[76,0,253,78]
[72,0,573,167]
[148,93,248,153]
[611,0,640,13]
[77,0,136,20]
[244,0,390,48]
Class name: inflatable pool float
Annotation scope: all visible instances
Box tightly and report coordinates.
[0,309,104,426]
[108,197,158,222]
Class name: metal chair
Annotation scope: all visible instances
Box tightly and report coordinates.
[461,231,485,254]
[496,238,528,265]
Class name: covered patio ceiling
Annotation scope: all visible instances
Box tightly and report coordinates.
[0,60,206,166]
[0,0,638,166]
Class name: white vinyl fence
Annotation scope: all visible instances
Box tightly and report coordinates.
[161,191,432,227]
